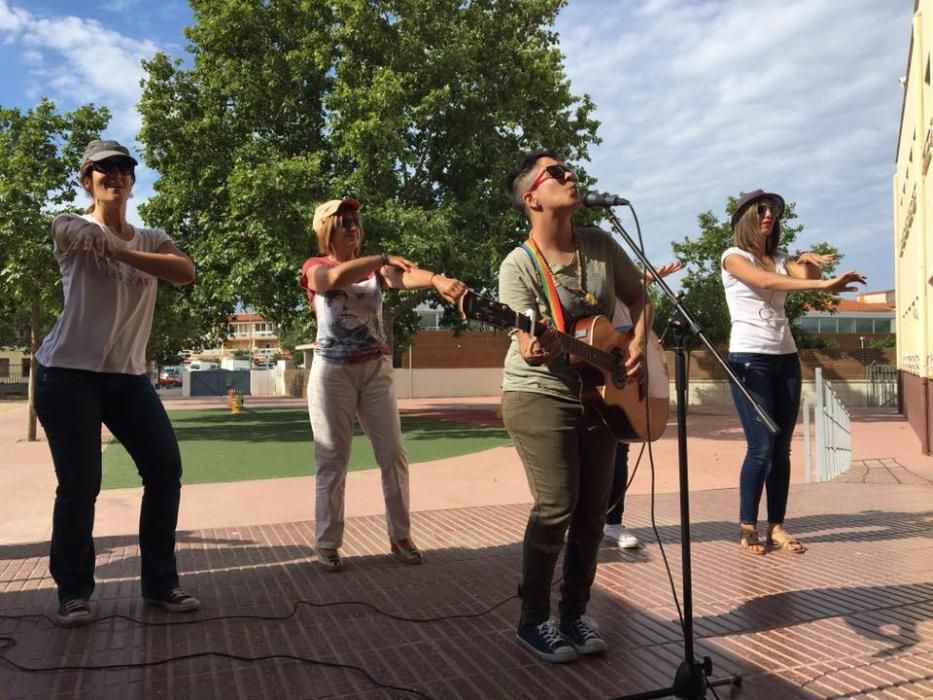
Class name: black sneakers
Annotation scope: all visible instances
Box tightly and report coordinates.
[560,616,608,655]
[516,618,577,663]
[56,598,94,627]
[144,588,201,613]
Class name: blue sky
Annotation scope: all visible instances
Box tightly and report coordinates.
[1,0,912,292]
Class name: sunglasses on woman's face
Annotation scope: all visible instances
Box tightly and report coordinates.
[337,216,359,230]
[756,202,779,217]
[90,159,135,177]
[527,163,575,194]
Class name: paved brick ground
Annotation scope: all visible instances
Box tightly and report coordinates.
[1,477,931,699]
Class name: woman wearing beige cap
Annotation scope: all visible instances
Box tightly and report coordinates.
[299,197,467,571]
[34,139,199,626]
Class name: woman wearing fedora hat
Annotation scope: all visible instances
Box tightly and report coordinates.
[721,190,866,555]
[299,197,467,572]
[34,139,199,626]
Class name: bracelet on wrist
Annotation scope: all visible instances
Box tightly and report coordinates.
[380,253,389,266]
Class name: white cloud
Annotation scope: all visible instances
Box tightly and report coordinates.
[0,0,159,141]
[100,0,141,12]
[556,0,911,289]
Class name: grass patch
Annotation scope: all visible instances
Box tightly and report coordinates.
[101,407,510,489]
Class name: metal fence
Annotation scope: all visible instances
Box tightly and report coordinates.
[866,361,898,407]
[0,371,28,397]
[803,367,852,482]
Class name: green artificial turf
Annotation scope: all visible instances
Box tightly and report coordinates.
[101,407,510,489]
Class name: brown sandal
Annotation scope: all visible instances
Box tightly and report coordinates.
[739,524,767,555]
[767,524,807,554]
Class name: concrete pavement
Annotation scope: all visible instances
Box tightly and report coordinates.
[1,396,931,545]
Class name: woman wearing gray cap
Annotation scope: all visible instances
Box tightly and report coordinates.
[299,197,467,571]
[721,189,865,555]
[34,139,199,625]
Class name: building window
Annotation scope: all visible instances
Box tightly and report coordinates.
[796,317,820,333]
[836,318,856,333]
[873,319,893,333]
[818,318,837,333]
[854,318,874,334]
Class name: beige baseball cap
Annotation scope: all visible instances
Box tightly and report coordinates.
[312,197,360,236]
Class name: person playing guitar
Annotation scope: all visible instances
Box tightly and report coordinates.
[499,149,651,663]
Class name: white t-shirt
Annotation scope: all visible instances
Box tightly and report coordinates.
[299,257,390,364]
[720,247,797,354]
[36,213,172,375]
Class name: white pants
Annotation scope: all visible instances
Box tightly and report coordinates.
[307,356,411,549]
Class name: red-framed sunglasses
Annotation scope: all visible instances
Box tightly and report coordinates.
[526,163,575,194]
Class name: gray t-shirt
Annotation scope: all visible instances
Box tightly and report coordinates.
[36,213,172,375]
[498,225,642,401]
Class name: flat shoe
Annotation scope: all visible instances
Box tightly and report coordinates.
[767,524,807,554]
[739,524,767,555]
[317,547,343,571]
[390,539,424,565]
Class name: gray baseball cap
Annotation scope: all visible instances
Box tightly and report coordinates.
[79,139,138,174]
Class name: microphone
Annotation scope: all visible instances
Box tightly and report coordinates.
[582,190,630,207]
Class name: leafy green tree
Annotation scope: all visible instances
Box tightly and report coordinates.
[136,0,600,355]
[659,194,841,349]
[0,99,109,439]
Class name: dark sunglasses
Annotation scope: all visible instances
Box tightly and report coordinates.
[756,202,779,217]
[337,216,359,230]
[527,163,575,194]
[89,159,135,176]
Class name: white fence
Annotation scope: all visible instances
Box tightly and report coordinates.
[803,367,852,482]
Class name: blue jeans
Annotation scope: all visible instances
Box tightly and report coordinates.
[727,352,802,525]
[606,442,630,525]
[34,365,183,602]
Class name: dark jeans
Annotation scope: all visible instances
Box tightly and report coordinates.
[501,391,616,626]
[34,364,183,602]
[606,442,630,525]
[727,352,802,526]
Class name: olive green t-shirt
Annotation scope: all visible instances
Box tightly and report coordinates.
[498,225,642,401]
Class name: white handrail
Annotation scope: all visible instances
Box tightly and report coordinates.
[806,367,852,481]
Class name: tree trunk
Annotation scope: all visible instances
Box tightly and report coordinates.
[26,301,39,441]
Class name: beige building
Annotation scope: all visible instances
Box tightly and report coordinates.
[894,0,933,454]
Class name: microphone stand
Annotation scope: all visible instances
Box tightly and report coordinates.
[599,206,779,700]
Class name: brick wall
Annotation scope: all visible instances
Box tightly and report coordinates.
[400,331,896,379]
[399,330,511,369]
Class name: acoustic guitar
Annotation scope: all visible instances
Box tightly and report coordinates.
[459,290,669,442]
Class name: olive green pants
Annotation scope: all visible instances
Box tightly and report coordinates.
[501,391,616,626]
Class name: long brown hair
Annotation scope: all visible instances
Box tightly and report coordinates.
[733,201,781,257]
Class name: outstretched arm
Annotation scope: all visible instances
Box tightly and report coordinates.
[723,253,865,294]
[381,265,468,304]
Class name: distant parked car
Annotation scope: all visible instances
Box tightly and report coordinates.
[157,368,182,388]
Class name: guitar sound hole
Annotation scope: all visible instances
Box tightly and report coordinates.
[611,349,627,388]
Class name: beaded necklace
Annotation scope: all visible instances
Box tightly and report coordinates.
[527,230,598,308]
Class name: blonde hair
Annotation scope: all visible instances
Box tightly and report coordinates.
[315,210,364,256]
[733,200,780,257]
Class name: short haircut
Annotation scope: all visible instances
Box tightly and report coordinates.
[733,199,781,256]
[505,148,563,211]
[315,207,364,256]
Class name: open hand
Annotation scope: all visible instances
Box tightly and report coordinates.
[797,251,836,268]
[823,271,867,294]
[645,261,683,285]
